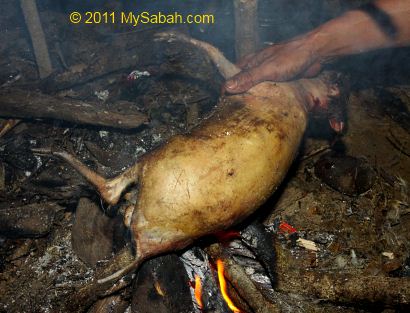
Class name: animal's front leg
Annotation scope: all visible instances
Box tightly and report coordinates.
[61,246,139,312]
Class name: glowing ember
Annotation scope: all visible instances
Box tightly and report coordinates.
[216,259,241,313]
[194,274,203,309]
[154,280,165,296]
[214,230,241,242]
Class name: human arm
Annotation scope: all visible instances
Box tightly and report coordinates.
[224,0,410,94]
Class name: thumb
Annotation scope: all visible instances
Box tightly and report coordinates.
[224,60,284,94]
[224,71,256,94]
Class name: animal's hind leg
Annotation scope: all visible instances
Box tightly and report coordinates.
[154,31,241,79]
[32,148,140,205]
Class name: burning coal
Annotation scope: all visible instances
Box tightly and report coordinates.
[194,274,204,310]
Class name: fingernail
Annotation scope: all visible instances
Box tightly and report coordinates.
[225,79,238,90]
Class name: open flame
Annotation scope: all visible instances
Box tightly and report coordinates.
[154,280,165,297]
[194,274,203,310]
[216,259,241,313]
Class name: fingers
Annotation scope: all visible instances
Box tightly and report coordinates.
[225,38,321,94]
[224,71,256,94]
[227,45,296,93]
[224,62,277,94]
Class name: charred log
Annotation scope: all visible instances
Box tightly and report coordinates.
[0,88,148,129]
[207,243,280,313]
[0,202,62,238]
[131,254,194,313]
[241,222,277,287]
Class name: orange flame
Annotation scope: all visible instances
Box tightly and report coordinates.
[194,274,203,310]
[154,280,165,296]
[216,259,241,313]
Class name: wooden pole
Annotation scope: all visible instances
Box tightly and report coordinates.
[20,0,53,78]
[233,0,260,60]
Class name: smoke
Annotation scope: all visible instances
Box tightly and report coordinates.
[2,0,409,87]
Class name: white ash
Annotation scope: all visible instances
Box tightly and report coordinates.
[226,240,274,289]
[34,155,43,170]
[94,90,109,102]
[31,231,94,285]
[152,133,162,144]
[1,220,94,313]
[99,130,109,138]
[127,70,150,80]
[335,255,348,269]
[135,146,147,156]
[228,239,256,259]
[308,232,335,245]
[233,254,273,287]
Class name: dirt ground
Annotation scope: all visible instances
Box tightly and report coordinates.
[262,87,410,312]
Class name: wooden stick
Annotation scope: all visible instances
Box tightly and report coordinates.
[277,269,410,306]
[20,0,53,78]
[0,88,148,129]
[233,0,260,60]
[207,244,280,313]
[0,119,20,138]
[88,295,129,313]
[275,241,410,306]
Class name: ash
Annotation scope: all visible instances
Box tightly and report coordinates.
[1,216,93,313]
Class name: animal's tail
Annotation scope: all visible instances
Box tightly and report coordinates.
[32,147,140,205]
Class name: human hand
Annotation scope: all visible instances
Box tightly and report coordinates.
[224,34,325,94]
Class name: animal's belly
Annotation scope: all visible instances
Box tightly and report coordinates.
[133,91,306,247]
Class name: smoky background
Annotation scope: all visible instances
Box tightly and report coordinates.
[1,0,410,88]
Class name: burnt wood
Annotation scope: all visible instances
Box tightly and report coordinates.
[241,222,277,287]
[0,88,148,129]
[131,254,194,313]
